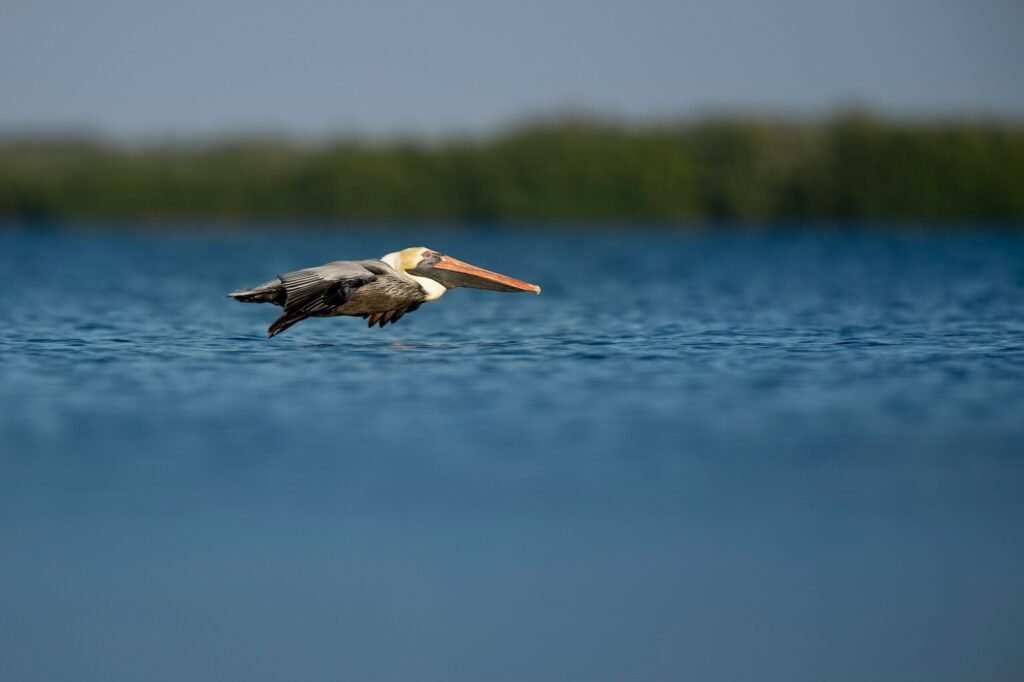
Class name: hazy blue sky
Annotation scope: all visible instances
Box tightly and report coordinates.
[1,0,1021,136]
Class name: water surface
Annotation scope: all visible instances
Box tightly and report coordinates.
[1,226,1023,681]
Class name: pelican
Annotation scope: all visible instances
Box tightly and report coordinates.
[229,246,541,337]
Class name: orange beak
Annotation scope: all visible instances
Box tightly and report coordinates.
[430,255,542,294]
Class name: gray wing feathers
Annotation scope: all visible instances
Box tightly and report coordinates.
[227,278,285,304]
[232,258,425,337]
[279,269,342,311]
[268,264,377,338]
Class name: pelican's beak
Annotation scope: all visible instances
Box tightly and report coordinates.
[425,255,541,293]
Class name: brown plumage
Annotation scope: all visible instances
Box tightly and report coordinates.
[230,259,425,337]
[228,246,541,338]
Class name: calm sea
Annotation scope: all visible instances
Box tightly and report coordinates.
[2,225,1023,681]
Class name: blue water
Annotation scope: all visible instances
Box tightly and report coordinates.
[2,225,1023,681]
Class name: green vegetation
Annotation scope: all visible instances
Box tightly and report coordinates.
[2,114,1022,223]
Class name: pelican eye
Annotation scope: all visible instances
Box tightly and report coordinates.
[421,250,439,261]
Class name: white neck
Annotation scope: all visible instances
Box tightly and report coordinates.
[380,251,447,302]
[409,274,447,301]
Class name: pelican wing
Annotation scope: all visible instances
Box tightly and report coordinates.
[268,261,380,337]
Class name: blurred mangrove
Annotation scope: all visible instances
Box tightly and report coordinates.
[1,114,1022,224]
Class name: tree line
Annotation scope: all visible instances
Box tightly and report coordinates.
[1,114,1022,223]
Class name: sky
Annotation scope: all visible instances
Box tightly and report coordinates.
[1,0,1021,137]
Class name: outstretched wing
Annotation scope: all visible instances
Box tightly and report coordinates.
[267,261,378,338]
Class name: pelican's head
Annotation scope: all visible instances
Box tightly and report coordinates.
[384,246,541,297]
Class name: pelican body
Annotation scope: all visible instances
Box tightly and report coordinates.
[229,246,541,337]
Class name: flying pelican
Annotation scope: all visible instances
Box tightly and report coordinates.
[229,246,541,337]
